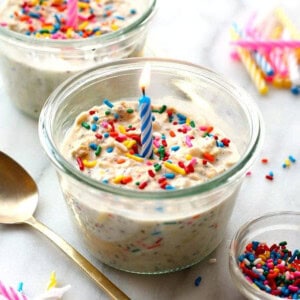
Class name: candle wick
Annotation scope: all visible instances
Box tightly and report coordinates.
[142,86,145,96]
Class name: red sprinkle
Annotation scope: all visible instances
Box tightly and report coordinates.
[148,170,155,178]
[203,152,215,163]
[76,157,84,171]
[261,158,269,164]
[265,175,274,180]
[139,181,148,190]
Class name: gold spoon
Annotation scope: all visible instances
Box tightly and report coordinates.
[0,151,130,300]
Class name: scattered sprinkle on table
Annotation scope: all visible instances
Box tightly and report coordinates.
[194,276,202,287]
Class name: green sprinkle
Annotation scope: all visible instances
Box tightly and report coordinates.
[81,122,90,130]
[127,108,134,113]
[95,145,102,156]
[151,109,160,113]
[128,124,132,128]
[131,248,141,253]
[279,241,287,246]
[154,163,162,172]
[39,29,50,34]
[135,181,140,186]
[190,120,196,128]
[105,110,111,115]
[159,105,167,114]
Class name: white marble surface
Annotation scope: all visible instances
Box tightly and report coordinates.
[1,0,300,299]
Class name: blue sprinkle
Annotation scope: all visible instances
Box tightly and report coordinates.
[194,276,202,287]
[177,113,187,120]
[102,179,109,184]
[106,147,114,153]
[161,134,166,140]
[289,155,296,163]
[291,85,300,95]
[17,282,23,292]
[89,143,98,150]
[114,113,120,119]
[104,132,110,138]
[171,145,180,152]
[165,173,175,179]
[151,230,162,235]
[103,98,114,108]
[178,119,186,124]
[268,171,274,177]
[155,206,164,212]
[165,185,175,190]
[238,254,245,262]
[115,15,125,20]
[91,124,98,131]
[252,241,259,250]
[28,12,41,18]
[216,140,224,147]
[130,8,137,14]
[152,115,156,121]
[54,14,61,24]
[254,280,266,290]
[93,115,99,122]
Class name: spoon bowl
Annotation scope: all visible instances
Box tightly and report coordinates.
[0,151,129,300]
[0,152,38,224]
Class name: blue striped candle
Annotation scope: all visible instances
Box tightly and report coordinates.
[139,64,153,158]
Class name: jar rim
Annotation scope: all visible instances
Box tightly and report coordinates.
[39,57,263,200]
[0,0,156,49]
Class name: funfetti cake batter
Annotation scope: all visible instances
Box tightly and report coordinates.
[0,0,140,39]
[62,99,240,190]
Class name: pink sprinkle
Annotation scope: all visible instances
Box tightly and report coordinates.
[190,157,197,166]
[0,22,8,26]
[288,285,299,292]
[246,171,252,176]
[102,121,109,128]
[146,161,153,166]
[185,135,193,147]
[199,126,207,131]
[153,139,160,148]
[182,124,191,131]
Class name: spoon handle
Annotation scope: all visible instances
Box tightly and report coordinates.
[24,216,130,300]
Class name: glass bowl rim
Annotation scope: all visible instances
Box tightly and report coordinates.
[0,0,156,48]
[39,57,263,200]
[229,210,300,300]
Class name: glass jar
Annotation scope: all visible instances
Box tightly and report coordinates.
[0,0,156,118]
[229,211,300,299]
[39,57,263,274]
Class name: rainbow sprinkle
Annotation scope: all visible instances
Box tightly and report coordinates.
[71,100,235,191]
[0,0,138,39]
[238,241,300,298]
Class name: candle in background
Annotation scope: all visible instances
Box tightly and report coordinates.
[139,63,153,158]
[67,0,78,28]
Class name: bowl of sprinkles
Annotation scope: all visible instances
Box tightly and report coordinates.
[39,57,263,274]
[229,211,300,299]
[0,0,156,118]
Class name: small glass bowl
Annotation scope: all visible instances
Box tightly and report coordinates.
[0,0,156,118]
[39,57,263,274]
[229,211,300,300]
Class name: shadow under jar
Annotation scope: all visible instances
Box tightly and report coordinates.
[39,58,263,274]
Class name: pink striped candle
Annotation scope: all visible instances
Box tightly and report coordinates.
[67,0,78,28]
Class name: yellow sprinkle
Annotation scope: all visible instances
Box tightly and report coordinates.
[186,118,190,125]
[125,153,144,162]
[78,2,89,9]
[163,161,186,175]
[185,154,192,160]
[113,175,124,184]
[111,24,119,31]
[83,159,97,168]
[118,125,126,134]
[95,31,102,36]
[47,271,57,290]
[284,159,291,167]
[66,28,74,39]
[41,25,53,31]
[258,254,267,261]
[78,21,89,31]
[123,140,136,149]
